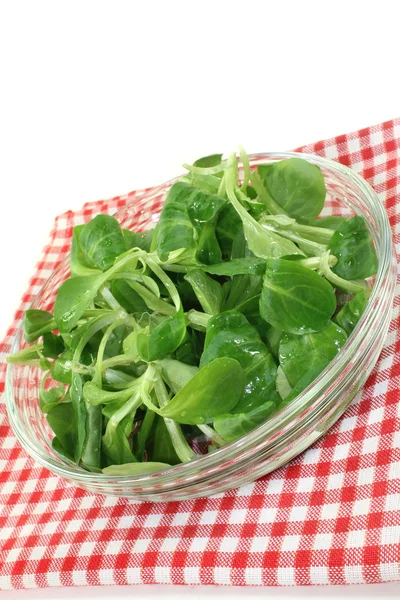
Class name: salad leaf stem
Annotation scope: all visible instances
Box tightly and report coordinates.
[290,221,334,242]
[297,255,337,270]
[197,424,227,447]
[100,287,127,312]
[183,159,229,176]
[7,343,43,365]
[186,309,212,331]
[261,223,327,256]
[319,252,370,295]
[83,309,114,318]
[153,374,196,463]
[101,354,138,371]
[250,171,287,215]
[217,173,226,197]
[92,319,126,387]
[239,145,251,191]
[261,214,335,244]
[145,257,181,310]
[127,280,175,315]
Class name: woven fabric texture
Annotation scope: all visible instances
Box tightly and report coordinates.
[0,119,399,590]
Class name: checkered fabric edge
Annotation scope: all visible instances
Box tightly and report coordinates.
[0,119,399,590]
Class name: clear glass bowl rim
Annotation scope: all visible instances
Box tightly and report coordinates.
[5,150,395,489]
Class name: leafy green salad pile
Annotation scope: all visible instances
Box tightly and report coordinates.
[8,150,378,475]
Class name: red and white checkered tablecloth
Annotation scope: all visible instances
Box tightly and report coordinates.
[0,119,399,591]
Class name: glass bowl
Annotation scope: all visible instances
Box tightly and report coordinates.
[5,152,397,501]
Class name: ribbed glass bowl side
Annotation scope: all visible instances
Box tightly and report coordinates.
[5,152,397,500]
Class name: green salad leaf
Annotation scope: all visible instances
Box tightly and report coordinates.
[200,311,279,413]
[279,321,347,391]
[24,309,56,344]
[328,216,378,280]
[260,259,337,334]
[334,290,369,334]
[158,357,244,424]
[258,158,326,221]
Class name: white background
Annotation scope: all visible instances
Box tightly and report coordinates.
[0,0,400,598]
